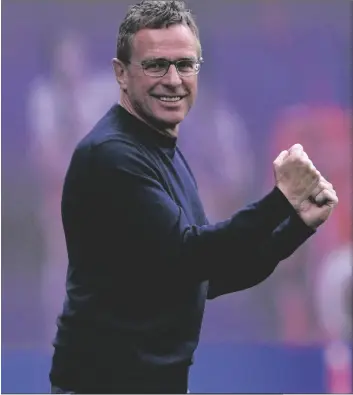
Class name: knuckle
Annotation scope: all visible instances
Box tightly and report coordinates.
[312,173,320,183]
[292,155,304,165]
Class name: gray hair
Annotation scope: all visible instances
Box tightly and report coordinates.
[116,0,201,62]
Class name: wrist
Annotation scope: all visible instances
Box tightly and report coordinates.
[276,184,301,212]
[297,214,318,230]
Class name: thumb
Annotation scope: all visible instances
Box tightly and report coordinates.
[273,150,289,168]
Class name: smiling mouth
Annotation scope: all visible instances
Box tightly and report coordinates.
[152,95,184,102]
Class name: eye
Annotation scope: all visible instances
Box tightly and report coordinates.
[143,60,168,72]
[177,60,196,72]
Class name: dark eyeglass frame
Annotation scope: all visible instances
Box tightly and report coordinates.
[125,57,204,78]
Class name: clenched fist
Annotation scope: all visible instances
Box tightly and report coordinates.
[296,175,338,229]
[273,144,321,210]
[273,144,338,229]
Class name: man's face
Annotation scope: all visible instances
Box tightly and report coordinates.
[118,25,200,129]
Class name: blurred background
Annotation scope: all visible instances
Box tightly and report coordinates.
[1,0,352,393]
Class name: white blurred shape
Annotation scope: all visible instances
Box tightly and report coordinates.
[315,243,352,340]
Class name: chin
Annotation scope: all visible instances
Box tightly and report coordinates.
[163,109,189,123]
[164,114,185,126]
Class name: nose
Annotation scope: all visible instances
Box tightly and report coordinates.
[162,64,182,86]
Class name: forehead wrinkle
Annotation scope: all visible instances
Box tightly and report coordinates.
[130,25,200,61]
[142,56,198,62]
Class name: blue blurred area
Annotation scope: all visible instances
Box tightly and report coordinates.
[1,344,327,393]
[2,0,352,392]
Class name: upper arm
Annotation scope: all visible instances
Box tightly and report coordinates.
[85,139,307,288]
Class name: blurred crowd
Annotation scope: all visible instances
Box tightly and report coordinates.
[27,30,118,344]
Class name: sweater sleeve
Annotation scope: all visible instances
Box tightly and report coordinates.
[207,213,314,299]
[92,139,315,286]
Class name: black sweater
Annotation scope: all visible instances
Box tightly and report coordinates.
[50,104,314,387]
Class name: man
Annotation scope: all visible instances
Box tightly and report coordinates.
[49,1,338,393]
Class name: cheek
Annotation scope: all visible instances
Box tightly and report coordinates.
[128,85,145,105]
[186,80,198,105]
[187,78,198,95]
[129,77,155,100]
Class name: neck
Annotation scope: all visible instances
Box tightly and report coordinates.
[119,95,178,139]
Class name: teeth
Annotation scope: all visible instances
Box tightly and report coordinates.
[159,96,181,102]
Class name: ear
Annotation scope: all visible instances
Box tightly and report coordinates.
[112,58,128,91]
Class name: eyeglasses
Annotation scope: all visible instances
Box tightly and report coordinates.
[128,57,203,78]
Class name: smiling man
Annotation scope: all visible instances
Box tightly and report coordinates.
[49,1,338,394]
[113,8,201,137]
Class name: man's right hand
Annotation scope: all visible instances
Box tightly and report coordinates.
[273,144,321,211]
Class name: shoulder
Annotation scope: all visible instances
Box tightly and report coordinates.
[91,135,157,178]
[73,113,157,180]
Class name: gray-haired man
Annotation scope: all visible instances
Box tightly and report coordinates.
[49,1,338,393]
